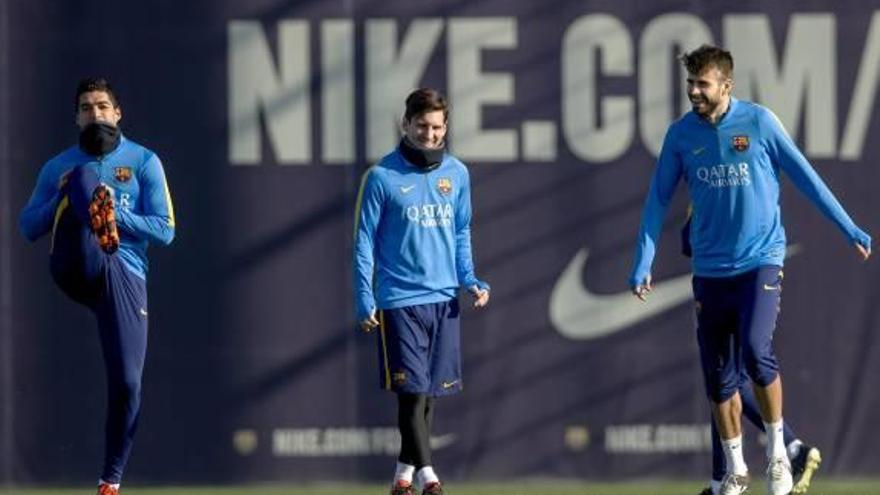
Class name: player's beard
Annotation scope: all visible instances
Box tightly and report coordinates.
[691,92,726,119]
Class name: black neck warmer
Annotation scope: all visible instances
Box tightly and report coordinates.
[399,137,445,171]
[79,122,121,156]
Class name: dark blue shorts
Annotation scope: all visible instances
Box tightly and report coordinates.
[693,266,782,402]
[377,299,462,397]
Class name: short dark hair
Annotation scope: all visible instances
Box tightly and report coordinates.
[404,88,448,122]
[75,77,119,111]
[680,45,734,79]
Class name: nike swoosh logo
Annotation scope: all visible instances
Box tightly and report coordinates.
[139,308,148,317]
[441,380,459,389]
[693,147,706,155]
[549,246,801,341]
[400,185,415,193]
[429,433,457,450]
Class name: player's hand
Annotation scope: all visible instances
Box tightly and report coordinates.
[359,310,379,333]
[469,285,489,308]
[632,275,653,302]
[855,242,871,261]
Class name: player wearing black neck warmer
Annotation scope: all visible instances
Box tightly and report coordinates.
[79,121,121,156]
[19,78,174,495]
[354,88,489,495]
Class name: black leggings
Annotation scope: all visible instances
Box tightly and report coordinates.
[397,393,436,468]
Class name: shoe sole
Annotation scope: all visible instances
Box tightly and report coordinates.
[89,186,120,254]
[792,448,822,494]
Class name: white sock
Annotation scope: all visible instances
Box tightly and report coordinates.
[710,478,722,495]
[416,466,439,488]
[722,435,748,476]
[764,419,786,459]
[98,480,120,489]
[786,439,803,460]
[394,462,415,483]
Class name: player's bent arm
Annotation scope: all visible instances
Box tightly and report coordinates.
[19,164,63,241]
[116,210,174,245]
[115,154,175,246]
[759,107,867,247]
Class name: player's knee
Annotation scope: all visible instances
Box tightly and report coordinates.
[705,371,738,402]
[744,353,778,387]
[749,365,778,387]
[711,381,739,403]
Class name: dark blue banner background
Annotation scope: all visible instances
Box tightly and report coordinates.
[1,0,878,485]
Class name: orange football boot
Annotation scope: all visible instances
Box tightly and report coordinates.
[88,184,120,254]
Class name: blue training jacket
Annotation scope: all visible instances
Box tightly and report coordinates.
[353,147,488,322]
[630,97,870,286]
[19,135,175,280]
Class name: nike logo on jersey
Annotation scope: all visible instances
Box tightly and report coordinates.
[692,147,706,155]
[139,308,148,317]
[441,380,460,389]
[763,284,780,291]
[400,185,415,194]
[549,245,801,341]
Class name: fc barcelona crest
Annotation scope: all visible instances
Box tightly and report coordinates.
[436,177,453,195]
[732,135,750,152]
[114,166,133,183]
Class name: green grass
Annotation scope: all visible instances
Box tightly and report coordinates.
[3,480,880,495]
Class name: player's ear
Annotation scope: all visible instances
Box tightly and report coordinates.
[723,78,733,96]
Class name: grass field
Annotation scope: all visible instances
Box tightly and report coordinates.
[3,480,880,495]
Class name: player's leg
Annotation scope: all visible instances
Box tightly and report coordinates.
[379,307,433,495]
[739,266,791,495]
[738,368,821,494]
[48,165,110,306]
[693,275,749,495]
[92,261,148,490]
[395,392,430,495]
[739,374,800,452]
[424,396,436,441]
[701,416,725,495]
[427,299,462,397]
[409,298,462,495]
[738,371,823,493]
[421,395,437,490]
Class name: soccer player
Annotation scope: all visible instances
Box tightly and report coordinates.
[353,88,490,495]
[629,45,870,495]
[684,218,822,495]
[19,78,175,495]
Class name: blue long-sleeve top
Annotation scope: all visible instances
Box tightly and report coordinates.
[630,97,870,286]
[19,135,175,280]
[353,147,488,322]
